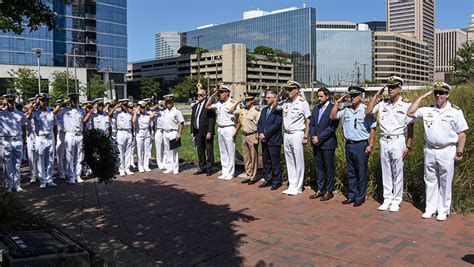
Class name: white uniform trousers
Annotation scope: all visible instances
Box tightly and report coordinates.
[65,132,83,182]
[284,131,305,193]
[217,126,235,178]
[163,131,180,172]
[1,137,23,190]
[154,129,166,169]
[36,135,55,185]
[379,135,405,206]
[27,133,37,181]
[136,135,151,172]
[424,145,456,216]
[116,130,133,172]
[130,133,137,168]
[56,131,66,178]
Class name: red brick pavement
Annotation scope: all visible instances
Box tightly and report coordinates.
[14,167,474,266]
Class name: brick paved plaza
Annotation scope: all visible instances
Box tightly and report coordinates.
[14,166,474,266]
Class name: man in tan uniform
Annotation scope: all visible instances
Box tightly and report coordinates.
[231,93,261,184]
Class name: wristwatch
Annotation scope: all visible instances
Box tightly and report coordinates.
[456,152,463,157]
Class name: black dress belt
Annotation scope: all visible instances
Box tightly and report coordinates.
[243,131,257,136]
[346,139,367,144]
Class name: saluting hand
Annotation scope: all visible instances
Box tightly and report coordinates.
[421,90,433,99]
[336,93,348,104]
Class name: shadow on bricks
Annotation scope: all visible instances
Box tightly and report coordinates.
[14,177,258,266]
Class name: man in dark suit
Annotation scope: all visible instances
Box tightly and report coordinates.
[191,88,216,176]
[257,91,283,190]
[309,87,339,201]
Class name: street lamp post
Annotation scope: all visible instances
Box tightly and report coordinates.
[73,48,78,93]
[193,35,204,83]
[32,48,43,94]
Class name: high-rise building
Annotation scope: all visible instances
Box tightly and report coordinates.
[468,14,474,42]
[364,21,387,32]
[155,32,185,60]
[185,7,316,87]
[127,44,293,99]
[373,31,429,85]
[316,22,373,86]
[434,29,467,81]
[386,0,435,79]
[0,0,127,98]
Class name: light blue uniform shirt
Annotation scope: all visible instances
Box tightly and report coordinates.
[336,103,376,141]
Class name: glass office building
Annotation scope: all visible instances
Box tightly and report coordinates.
[316,27,372,86]
[186,7,316,86]
[0,0,127,96]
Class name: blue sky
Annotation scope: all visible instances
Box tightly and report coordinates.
[127,0,474,62]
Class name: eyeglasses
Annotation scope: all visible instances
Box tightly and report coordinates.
[197,94,205,97]
[434,90,448,95]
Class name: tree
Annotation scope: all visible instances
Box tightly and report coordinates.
[450,42,474,85]
[139,77,161,99]
[50,71,78,102]
[0,0,72,34]
[171,76,208,99]
[7,67,47,100]
[254,46,274,56]
[86,74,107,100]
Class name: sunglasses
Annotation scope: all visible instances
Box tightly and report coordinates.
[197,94,205,97]
[434,90,448,95]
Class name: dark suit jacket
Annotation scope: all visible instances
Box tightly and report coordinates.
[257,106,283,146]
[309,102,338,150]
[191,99,216,136]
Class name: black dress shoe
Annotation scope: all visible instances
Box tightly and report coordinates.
[248,179,260,185]
[353,201,364,207]
[194,169,206,175]
[241,178,250,184]
[342,198,355,205]
[258,180,271,188]
[320,192,334,201]
[206,169,213,176]
[309,191,325,199]
[271,183,282,190]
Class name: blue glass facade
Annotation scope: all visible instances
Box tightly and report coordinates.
[316,30,372,86]
[0,0,127,74]
[186,7,316,86]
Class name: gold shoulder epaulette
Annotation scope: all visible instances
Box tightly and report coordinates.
[230,99,236,104]
[402,98,411,103]
[452,104,461,110]
[298,96,305,101]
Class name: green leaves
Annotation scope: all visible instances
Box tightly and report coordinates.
[7,67,46,100]
[86,74,107,100]
[139,77,161,99]
[450,42,474,85]
[0,0,72,34]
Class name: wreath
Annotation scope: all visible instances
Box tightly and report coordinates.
[83,129,119,183]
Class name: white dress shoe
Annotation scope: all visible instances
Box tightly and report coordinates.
[173,170,179,175]
[223,176,234,180]
[144,168,152,172]
[139,169,145,173]
[436,213,447,221]
[40,184,47,189]
[163,170,172,174]
[217,174,226,179]
[47,182,57,187]
[378,202,391,211]
[421,212,434,219]
[125,170,134,175]
[389,204,400,212]
[119,170,125,176]
[15,186,24,192]
[76,178,84,183]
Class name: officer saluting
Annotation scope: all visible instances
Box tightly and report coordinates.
[330,86,377,207]
[274,80,311,196]
[25,97,37,184]
[91,98,111,135]
[407,81,468,221]
[53,92,92,184]
[205,85,238,180]
[230,92,260,184]
[109,99,134,176]
[26,93,57,188]
[365,76,414,212]
[0,94,27,192]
